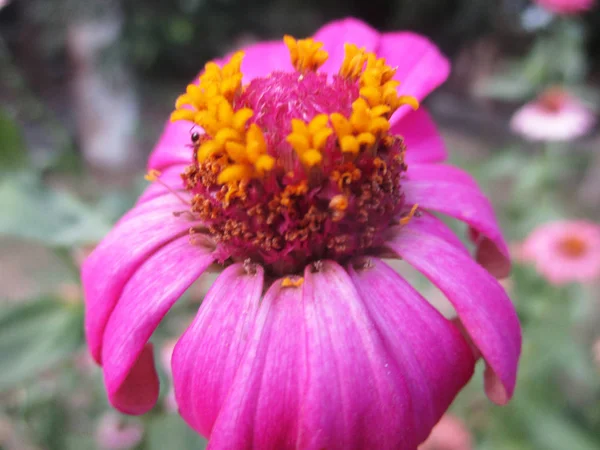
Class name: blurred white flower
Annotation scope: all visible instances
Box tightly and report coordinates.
[511,87,595,141]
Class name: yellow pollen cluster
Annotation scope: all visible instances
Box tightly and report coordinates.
[329,194,349,222]
[339,45,420,114]
[360,54,419,113]
[281,276,304,288]
[144,169,161,182]
[168,34,421,185]
[339,43,369,79]
[330,99,390,155]
[170,52,275,184]
[284,35,329,72]
[286,114,333,167]
[171,52,245,123]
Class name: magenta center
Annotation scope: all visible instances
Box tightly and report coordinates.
[183,70,408,276]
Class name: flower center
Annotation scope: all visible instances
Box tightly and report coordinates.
[557,235,588,258]
[537,87,568,113]
[167,36,420,276]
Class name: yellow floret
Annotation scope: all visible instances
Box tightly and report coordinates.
[330,98,393,156]
[218,164,254,184]
[284,35,328,72]
[281,277,304,288]
[170,52,246,128]
[286,114,333,167]
[339,43,368,79]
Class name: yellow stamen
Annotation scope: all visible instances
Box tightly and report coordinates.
[197,140,222,162]
[333,50,422,115]
[329,99,390,156]
[144,169,189,206]
[218,164,254,184]
[144,169,161,182]
[281,277,304,288]
[167,36,423,193]
[255,154,275,174]
[397,95,420,111]
[170,109,196,122]
[284,35,328,72]
[301,149,323,167]
[399,204,419,226]
[171,52,246,127]
[340,135,359,155]
[339,43,368,79]
[286,114,333,167]
[329,194,349,222]
[329,194,349,211]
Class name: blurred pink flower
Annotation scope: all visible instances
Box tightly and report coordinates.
[522,220,600,284]
[419,414,473,450]
[510,88,595,141]
[95,413,143,450]
[82,18,521,449]
[534,0,596,14]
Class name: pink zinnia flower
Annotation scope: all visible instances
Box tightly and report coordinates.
[522,220,600,284]
[83,18,521,449]
[510,87,596,141]
[534,0,596,14]
[418,414,473,450]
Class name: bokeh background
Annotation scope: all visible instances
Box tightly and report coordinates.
[1,0,600,449]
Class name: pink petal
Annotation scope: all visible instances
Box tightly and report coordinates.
[313,18,380,76]
[136,164,188,205]
[392,108,447,164]
[110,344,159,416]
[148,120,196,172]
[377,32,450,123]
[82,195,199,363]
[205,278,305,449]
[386,226,522,404]
[402,166,511,278]
[205,260,473,449]
[348,258,475,444]
[172,263,264,436]
[406,163,478,188]
[296,261,422,450]
[239,41,292,83]
[102,235,214,414]
[208,261,424,450]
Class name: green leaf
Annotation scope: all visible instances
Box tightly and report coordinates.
[146,415,207,450]
[0,175,111,246]
[0,109,29,173]
[0,297,84,392]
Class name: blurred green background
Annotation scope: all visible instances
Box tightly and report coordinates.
[1,0,599,449]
